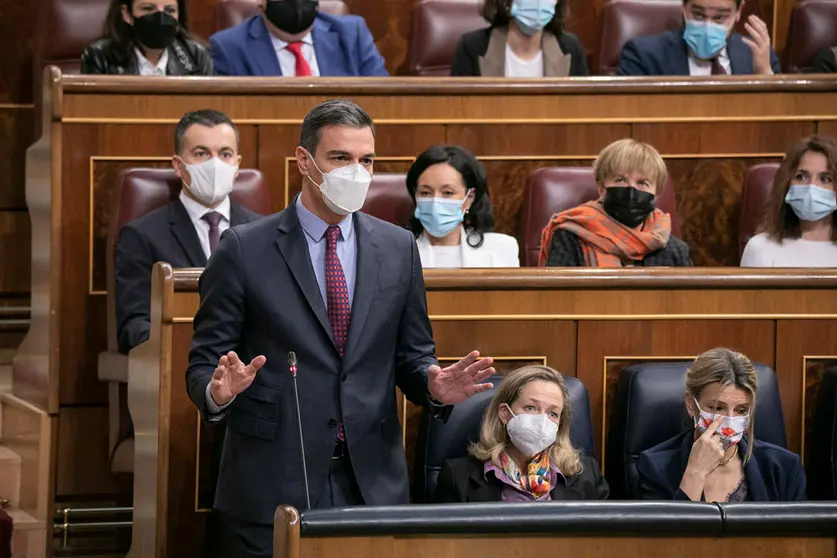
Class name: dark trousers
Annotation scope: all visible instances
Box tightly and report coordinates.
[222,452,364,558]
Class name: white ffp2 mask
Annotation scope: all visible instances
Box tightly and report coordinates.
[505,406,559,457]
[307,155,371,216]
[181,157,238,206]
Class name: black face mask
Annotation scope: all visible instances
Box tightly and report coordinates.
[265,0,318,35]
[133,11,178,50]
[602,186,656,228]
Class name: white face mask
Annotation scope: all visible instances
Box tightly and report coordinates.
[307,154,372,216]
[504,405,559,457]
[181,157,238,206]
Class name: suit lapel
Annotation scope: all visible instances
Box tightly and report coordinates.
[469,465,502,502]
[250,16,284,76]
[169,201,207,267]
[478,27,506,77]
[671,32,692,76]
[542,33,571,77]
[740,438,770,501]
[550,479,586,500]
[274,203,336,348]
[312,16,343,76]
[344,213,380,362]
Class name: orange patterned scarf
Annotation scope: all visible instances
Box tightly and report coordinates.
[539,201,671,267]
[499,450,553,498]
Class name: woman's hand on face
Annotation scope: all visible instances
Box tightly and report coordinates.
[686,415,725,478]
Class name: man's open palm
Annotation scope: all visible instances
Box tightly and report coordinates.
[209,351,266,406]
[428,350,495,405]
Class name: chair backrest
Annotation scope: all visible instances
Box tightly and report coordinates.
[518,167,679,267]
[215,0,350,33]
[413,375,596,503]
[406,0,484,76]
[598,0,683,75]
[105,168,270,351]
[809,367,837,500]
[361,173,414,227]
[36,0,110,75]
[605,361,787,499]
[738,163,779,260]
[785,0,837,73]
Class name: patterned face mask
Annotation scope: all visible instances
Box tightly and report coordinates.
[693,398,750,450]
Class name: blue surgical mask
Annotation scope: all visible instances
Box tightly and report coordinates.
[414,197,468,239]
[510,0,556,36]
[785,184,837,222]
[682,20,729,60]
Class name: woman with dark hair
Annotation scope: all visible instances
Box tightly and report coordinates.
[741,135,837,266]
[407,145,519,268]
[81,0,212,75]
[450,0,587,77]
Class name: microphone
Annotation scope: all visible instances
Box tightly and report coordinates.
[288,351,311,510]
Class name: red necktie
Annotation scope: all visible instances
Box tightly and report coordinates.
[286,42,312,77]
[325,226,349,441]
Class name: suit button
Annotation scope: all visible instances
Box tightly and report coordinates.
[328,419,338,428]
[341,374,347,382]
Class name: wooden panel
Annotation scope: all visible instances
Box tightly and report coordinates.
[576,320,775,460]
[0,107,34,208]
[667,157,782,266]
[447,124,631,156]
[817,121,837,137]
[300,536,832,558]
[0,210,30,294]
[56,405,115,497]
[775,321,837,458]
[634,122,814,155]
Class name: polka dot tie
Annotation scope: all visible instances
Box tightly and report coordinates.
[325,225,349,441]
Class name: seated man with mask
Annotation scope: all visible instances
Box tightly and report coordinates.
[617,0,780,76]
[209,0,388,76]
[115,109,262,354]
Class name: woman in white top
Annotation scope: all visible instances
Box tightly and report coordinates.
[741,135,837,267]
[407,145,520,268]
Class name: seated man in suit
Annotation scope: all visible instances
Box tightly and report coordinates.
[115,109,262,354]
[617,0,780,76]
[210,0,388,76]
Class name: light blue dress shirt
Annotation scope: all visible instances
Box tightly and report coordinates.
[206,195,358,414]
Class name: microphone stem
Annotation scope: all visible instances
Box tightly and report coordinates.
[293,374,311,510]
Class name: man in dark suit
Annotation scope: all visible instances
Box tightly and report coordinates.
[210,0,388,77]
[115,109,263,354]
[186,99,496,557]
[617,0,780,76]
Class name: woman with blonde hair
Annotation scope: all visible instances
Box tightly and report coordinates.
[637,348,806,502]
[432,365,608,502]
[540,139,692,267]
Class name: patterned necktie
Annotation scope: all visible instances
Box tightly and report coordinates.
[202,211,223,255]
[325,225,350,441]
[711,58,727,75]
[286,42,312,77]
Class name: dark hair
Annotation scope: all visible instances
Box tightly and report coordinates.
[406,145,495,248]
[482,0,564,36]
[682,0,742,6]
[758,135,837,242]
[174,110,239,154]
[299,99,375,155]
[102,0,192,65]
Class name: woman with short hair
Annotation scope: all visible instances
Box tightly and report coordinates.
[432,365,608,502]
[637,348,806,502]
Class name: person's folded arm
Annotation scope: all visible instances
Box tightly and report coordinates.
[356,18,388,76]
[616,40,648,76]
[114,225,154,354]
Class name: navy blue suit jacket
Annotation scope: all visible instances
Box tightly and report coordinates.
[617,29,781,76]
[209,13,388,76]
[637,429,806,501]
[186,202,438,523]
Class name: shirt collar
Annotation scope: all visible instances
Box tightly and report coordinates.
[135,47,169,74]
[295,195,353,243]
[179,189,231,223]
[270,31,314,52]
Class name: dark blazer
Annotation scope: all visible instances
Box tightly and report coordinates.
[80,37,213,75]
[617,29,781,76]
[811,46,837,73]
[432,454,609,503]
[186,201,445,524]
[545,228,693,267]
[637,429,806,501]
[115,198,260,354]
[451,26,588,77]
[209,13,388,76]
